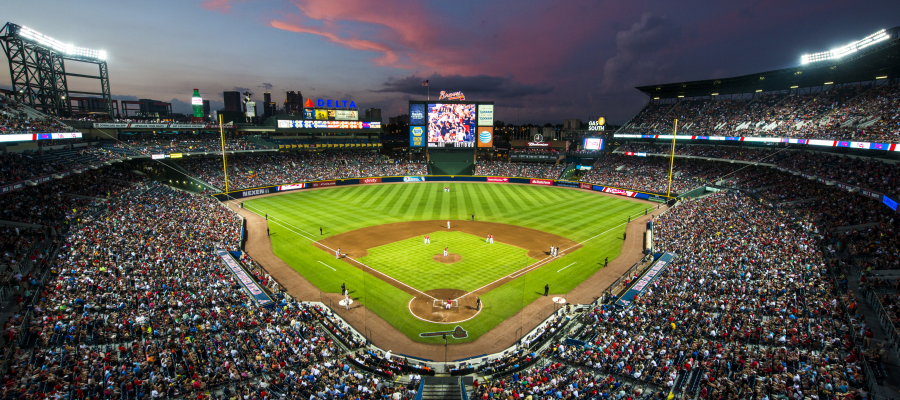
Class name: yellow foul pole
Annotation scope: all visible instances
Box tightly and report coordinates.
[666,119,677,198]
[219,114,229,194]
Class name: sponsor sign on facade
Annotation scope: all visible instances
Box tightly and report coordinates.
[241,188,270,197]
[335,110,359,121]
[403,176,425,182]
[530,179,553,186]
[410,126,425,147]
[486,177,509,183]
[311,181,336,188]
[477,104,494,126]
[477,127,494,147]
[527,142,550,147]
[580,182,592,189]
[361,178,382,184]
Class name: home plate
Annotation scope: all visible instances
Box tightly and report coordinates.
[552,297,566,304]
[339,298,354,307]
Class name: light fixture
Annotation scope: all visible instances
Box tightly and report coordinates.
[790,86,798,89]
[755,89,763,92]
[711,93,718,96]
[824,82,833,85]
[653,97,659,100]
[801,29,889,64]
[876,75,888,79]
[677,95,684,98]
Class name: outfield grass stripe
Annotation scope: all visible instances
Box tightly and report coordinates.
[376,184,405,211]
[439,187,451,220]
[363,184,396,210]
[486,183,516,215]
[422,184,439,220]
[467,184,487,220]
[475,183,501,218]
[402,184,428,220]
[388,182,417,216]
[455,184,470,220]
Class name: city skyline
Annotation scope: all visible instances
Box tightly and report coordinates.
[3,0,899,124]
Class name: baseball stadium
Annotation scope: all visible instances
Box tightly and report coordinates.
[1,5,900,400]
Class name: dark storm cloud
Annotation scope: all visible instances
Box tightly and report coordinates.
[374,74,554,99]
[602,13,681,93]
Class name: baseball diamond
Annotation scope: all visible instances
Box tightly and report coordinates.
[237,182,652,347]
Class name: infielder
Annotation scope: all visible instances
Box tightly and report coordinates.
[447,221,450,229]
[485,234,490,243]
[427,235,431,244]
[443,247,448,257]
[424,235,428,245]
[336,247,341,259]
[490,234,494,244]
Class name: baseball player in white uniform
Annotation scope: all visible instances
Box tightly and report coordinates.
[443,247,448,257]
[447,221,450,229]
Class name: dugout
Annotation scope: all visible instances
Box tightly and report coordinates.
[427,148,474,175]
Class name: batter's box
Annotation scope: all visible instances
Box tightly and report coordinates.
[433,299,459,309]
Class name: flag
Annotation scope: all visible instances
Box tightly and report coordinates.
[421,80,429,87]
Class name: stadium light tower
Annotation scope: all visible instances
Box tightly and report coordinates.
[801,29,890,65]
[0,22,112,117]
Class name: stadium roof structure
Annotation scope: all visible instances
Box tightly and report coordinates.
[637,26,900,99]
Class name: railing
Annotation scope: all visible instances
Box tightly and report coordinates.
[864,289,900,358]
[459,377,469,400]
[413,378,425,400]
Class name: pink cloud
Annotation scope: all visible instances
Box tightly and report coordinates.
[200,0,235,13]
[264,0,626,81]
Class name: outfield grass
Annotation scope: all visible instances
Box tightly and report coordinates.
[359,231,533,292]
[243,182,649,345]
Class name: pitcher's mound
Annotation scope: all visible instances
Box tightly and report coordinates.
[409,289,481,323]
[433,253,462,264]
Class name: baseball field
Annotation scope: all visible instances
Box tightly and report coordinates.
[241,182,649,344]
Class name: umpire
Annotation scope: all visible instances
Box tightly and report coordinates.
[544,284,549,296]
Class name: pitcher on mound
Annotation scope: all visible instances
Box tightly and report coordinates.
[443,247,448,257]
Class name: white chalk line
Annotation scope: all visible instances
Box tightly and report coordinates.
[317,261,336,271]
[557,262,577,273]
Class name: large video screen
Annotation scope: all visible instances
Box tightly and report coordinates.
[583,138,604,150]
[428,103,476,143]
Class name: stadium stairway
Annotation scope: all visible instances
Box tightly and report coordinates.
[850,276,900,398]
[420,376,465,400]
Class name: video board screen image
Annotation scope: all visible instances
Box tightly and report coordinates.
[427,103,476,143]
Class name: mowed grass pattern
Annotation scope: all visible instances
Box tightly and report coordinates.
[358,231,533,292]
[243,182,650,344]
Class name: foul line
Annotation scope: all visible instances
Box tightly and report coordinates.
[317,261,336,271]
[243,206,437,300]
[557,262,576,273]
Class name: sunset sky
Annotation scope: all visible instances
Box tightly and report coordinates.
[3,0,899,124]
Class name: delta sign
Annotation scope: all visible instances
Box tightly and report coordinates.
[304,98,358,109]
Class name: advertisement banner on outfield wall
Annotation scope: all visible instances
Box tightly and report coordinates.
[361,178,382,184]
[602,187,638,197]
[311,181,336,188]
[403,176,425,182]
[486,177,508,183]
[276,183,306,191]
[580,183,592,190]
[554,181,580,188]
[241,188,272,197]
[477,127,494,148]
[530,179,553,186]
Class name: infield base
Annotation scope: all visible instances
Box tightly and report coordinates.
[409,289,481,323]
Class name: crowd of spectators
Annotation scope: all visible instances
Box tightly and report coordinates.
[178,152,427,190]
[622,82,900,142]
[0,171,420,399]
[618,143,900,198]
[0,95,77,135]
[110,133,261,155]
[579,154,745,194]
[474,161,564,179]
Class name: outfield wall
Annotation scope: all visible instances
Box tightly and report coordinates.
[211,175,673,203]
